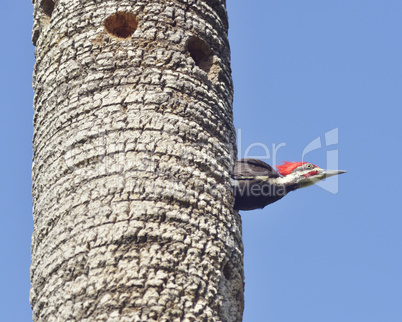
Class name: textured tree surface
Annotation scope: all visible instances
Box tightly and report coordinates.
[31,0,243,321]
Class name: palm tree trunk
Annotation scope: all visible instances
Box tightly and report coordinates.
[31,0,244,321]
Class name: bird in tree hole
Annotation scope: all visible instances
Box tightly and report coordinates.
[232,158,346,211]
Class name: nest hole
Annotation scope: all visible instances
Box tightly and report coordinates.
[223,263,232,280]
[104,12,138,39]
[40,0,55,18]
[187,36,213,73]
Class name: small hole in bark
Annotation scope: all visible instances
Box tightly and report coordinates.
[40,0,55,18]
[187,36,213,73]
[223,263,232,280]
[32,30,40,46]
[104,12,138,39]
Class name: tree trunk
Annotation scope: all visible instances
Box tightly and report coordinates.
[30,0,243,321]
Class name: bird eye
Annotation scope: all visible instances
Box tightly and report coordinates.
[306,164,313,169]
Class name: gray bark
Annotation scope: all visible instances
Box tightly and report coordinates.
[31,0,243,321]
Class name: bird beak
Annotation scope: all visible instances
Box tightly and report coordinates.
[298,168,347,189]
[320,169,347,178]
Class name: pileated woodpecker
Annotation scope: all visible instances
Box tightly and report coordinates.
[232,158,346,210]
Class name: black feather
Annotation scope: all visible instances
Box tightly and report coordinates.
[232,158,287,211]
[232,158,280,179]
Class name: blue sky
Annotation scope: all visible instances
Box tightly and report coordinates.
[1,1,401,321]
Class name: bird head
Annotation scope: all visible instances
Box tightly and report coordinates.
[276,161,347,189]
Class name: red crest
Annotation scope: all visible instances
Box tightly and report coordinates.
[276,161,307,176]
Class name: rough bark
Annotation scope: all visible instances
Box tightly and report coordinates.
[30,0,243,321]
